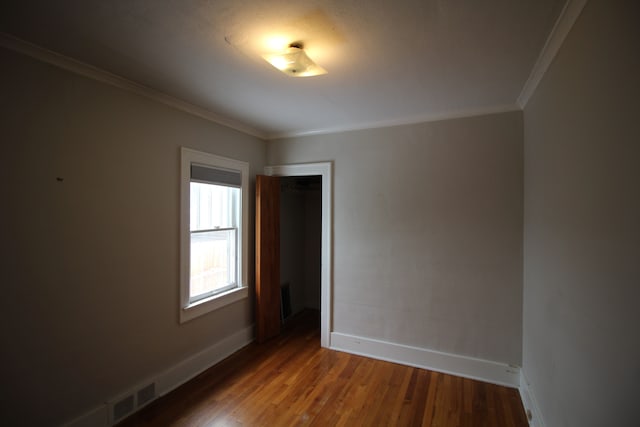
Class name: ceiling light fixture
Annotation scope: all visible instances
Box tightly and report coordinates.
[262,42,327,77]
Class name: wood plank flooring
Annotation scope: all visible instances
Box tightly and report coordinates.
[118,311,528,426]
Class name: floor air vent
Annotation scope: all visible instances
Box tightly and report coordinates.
[112,394,134,423]
[137,383,156,407]
[108,381,157,424]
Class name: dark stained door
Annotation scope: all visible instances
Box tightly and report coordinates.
[255,175,280,342]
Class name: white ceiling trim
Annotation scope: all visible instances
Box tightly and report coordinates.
[1,30,522,142]
[517,0,588,108]
[266,104,522,140]
[0,32,268,140]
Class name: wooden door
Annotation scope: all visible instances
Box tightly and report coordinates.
[255,175,280,342]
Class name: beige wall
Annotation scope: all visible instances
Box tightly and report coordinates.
[522,1,640,426]
[269,111,524,365]
[0,47,266,426]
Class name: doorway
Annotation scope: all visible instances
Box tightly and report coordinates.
[279,176,322,325]
[264,162,332,348]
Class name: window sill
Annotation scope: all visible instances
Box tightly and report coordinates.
[180,286,248,323]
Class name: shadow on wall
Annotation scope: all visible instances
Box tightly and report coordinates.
[280,176,322,320]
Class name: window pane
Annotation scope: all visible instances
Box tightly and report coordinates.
[189,180,240,302]
[190,182,238,231]
[190,229,236,300]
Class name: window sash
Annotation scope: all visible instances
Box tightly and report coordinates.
[188,175,240,304]
[189,227,238,304]
[190,182,239,231]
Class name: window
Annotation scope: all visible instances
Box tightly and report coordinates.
[189,180,238,302]
[180,148,248,322]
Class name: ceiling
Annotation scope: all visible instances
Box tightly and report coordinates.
[1,0,567,139]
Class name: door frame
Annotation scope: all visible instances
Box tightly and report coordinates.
[264,162,332,348]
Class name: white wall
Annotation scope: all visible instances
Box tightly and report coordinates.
[0,47,266,426]
[522,1,640,426]
[269,111,524,365]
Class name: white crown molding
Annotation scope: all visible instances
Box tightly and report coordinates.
[266,104,521,140]
[0,32,268,140]
[331,332,520,388]
[517,0,589,108]
[3,0,586,144]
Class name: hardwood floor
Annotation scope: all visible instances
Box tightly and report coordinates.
[118,311,528,426]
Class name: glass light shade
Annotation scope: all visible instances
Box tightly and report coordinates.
[262,47,327,77]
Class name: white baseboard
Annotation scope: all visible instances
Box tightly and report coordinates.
[66,327,528,426]
[63,405,109,427]
[155,324,254,396]
[519,370,546,427]
[63,324,254,427]
[330,332,520,388]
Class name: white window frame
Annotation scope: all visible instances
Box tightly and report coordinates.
[180,147,249,323]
